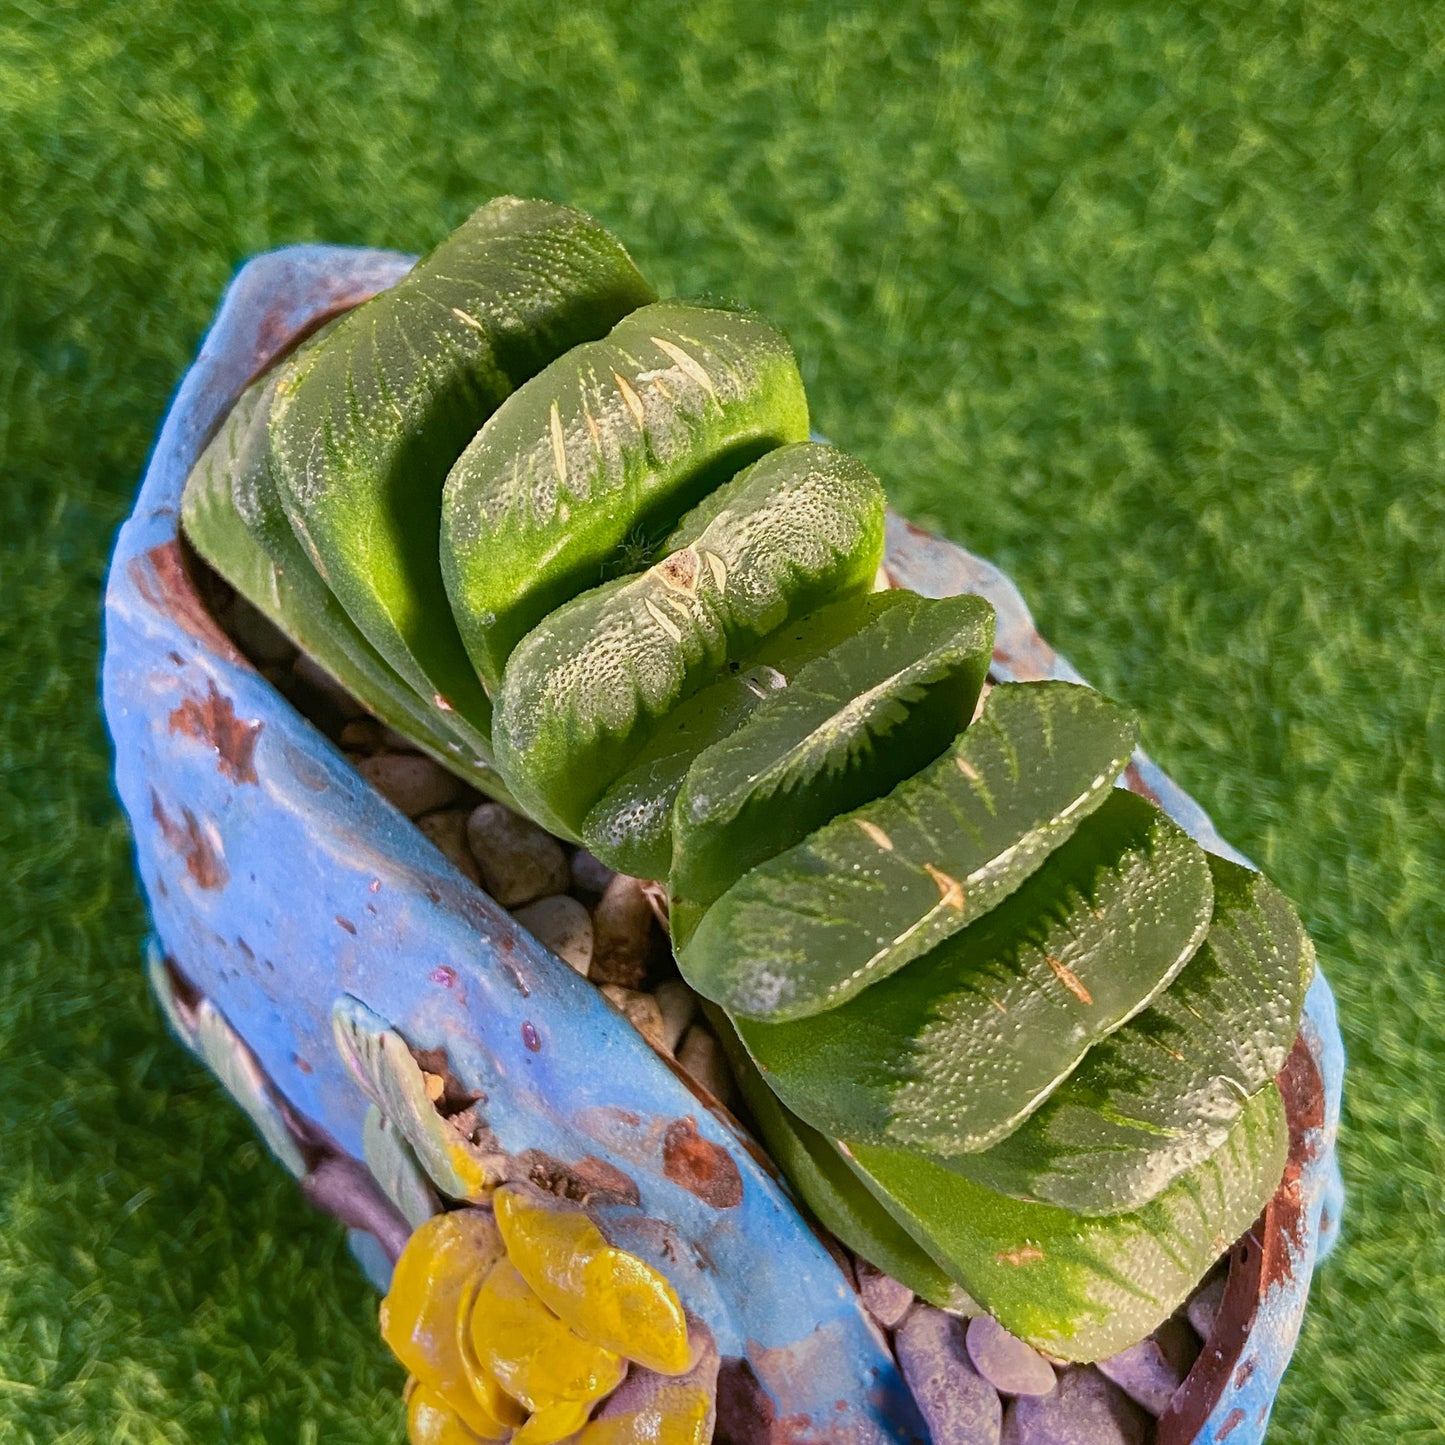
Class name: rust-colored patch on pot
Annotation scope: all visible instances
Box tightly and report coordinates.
[1157,1031,1326,1445]
[1263,1034,1325,1289]
[1214,1407,1247,1439]
[714,1356,814,1445]
[251,289,383,382]
[662,1116,743,1209]
[718,1363,776,1444]
[715,1356,817,1445]
[169,680,262,784]
[150,789,228,890]
[130,540,246,665]
[651,1047,777,1178]
[1122,758,1165,807]
[989,638,1059,683]
[1156,1232,1262,1445]
[739,1335,890,1444]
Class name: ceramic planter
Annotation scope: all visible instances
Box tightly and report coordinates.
[102,244,1344,1444]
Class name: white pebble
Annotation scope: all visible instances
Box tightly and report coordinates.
[676,1024,735,1105]
[653,978,698,1053]
[414,808,481,884]
[339,717,384,754]
[590,873,653,986]
[466,802,570,907]
[514,895,594,977]
[600,984,667,1051]
[357,752,464,817]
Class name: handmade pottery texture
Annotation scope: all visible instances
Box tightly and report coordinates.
[103,246,1345,1445]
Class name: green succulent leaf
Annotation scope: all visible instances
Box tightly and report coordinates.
[442,298,811,689]
[844,1083,1288,1361]
[677,681,1138,1022]
[182,369,507,793]
[670,590,995,912]
[582,591,939,879]
[946,853,1314,1214]
[738,788,1214,1155]
[580,663,787,878]
[493,442,886,839]
[710,1009,981,1314]
[270,197,655,733]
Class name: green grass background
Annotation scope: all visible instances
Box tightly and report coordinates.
[2,0,1440,1440]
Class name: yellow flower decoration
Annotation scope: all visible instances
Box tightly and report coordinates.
[380,1188,702,1443]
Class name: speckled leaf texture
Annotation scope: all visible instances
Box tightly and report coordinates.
[737,788,1215,1155]
[182,369,504,791]
[493,443,885,838]
[580,663,782,881]
[442,300,810,688]
[670,590,994,911]
[846,1084,1289,1361]
[270,198,656,734]
[947,853,1315,1215]
[678,682,1137,1020]
[712,1011,981,1316]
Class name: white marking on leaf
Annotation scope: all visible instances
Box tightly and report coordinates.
[613,371,647,430]
[644,599,684,642]
[651,336,719,400]
[548,402,568,486]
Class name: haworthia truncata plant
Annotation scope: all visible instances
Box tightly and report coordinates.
[181,197,1314,1361]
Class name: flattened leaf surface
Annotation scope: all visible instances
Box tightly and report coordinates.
[949,853,1314,1213]
[493,443,885,838]
[581,664,785,878]
[711,1012,979,1313]
[182,371,504,792]
[739,789,1214,1154]
[679,682,1137,1021]
[845,1084,1288,1361]
[272,198,654,728]
[443,299,809,688]
[671,591,994,909]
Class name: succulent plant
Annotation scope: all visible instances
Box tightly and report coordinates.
[180,197,1313,1369]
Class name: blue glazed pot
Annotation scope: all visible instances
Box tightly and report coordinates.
[102,246,1344,1444]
